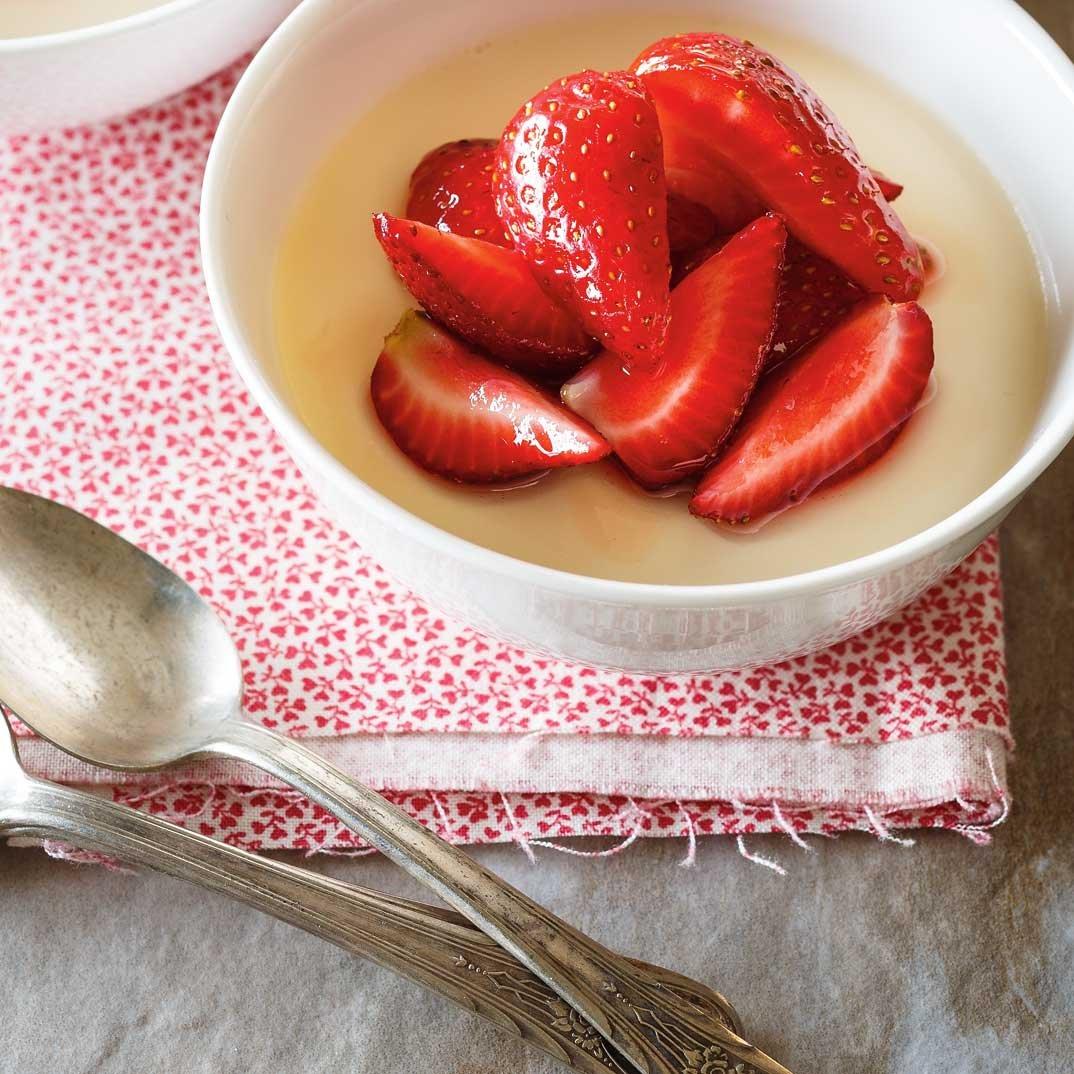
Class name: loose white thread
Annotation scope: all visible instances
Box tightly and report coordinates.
[530,821,644,859]
[315,846,378,859]
[629,797,654,818]
[730,799,787,874]
[772,800,813,852]
[41,842,132,872]
[676,801,697,868]
[528,798,647,858]
[499,792,537,865]
[431,793,459,841]
[863,805,916,847]
[954,746,1009,845]
[735,835,787,876]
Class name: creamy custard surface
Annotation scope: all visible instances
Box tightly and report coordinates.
[274,13,1049,585]
[0,0,167,37]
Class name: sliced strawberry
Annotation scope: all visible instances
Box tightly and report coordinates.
[771,238,863,363]
[405,139,512,247]
[665,170,765,239]
[373,213,594,378]
[634,34,922,301]
[562,215,786,489]
[691,297,933,524]
[816,421,906,493]
[670,232,728,287]
[672,233,862,362]
[667,192,721,255]
[666,165,901,257]
[371,311,610,483]
[495,70,671,365]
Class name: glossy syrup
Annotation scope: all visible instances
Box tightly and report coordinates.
[273,13,1050,585]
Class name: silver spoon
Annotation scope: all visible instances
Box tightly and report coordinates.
[0,487,791,1074]
[0,713,743,1074]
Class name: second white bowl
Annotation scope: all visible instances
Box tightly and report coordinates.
[0,0,300,135]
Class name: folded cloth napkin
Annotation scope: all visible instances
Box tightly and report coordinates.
[0,63,1010,861]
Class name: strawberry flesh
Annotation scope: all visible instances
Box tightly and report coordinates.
[562,214,787,489]
[691,296,934,523]
[371,311,610,483]
[673,232,864,363]
[634,34,923,301]
[373,213,594,378]
[406,139,512,247]
[495,70,671,365]
[816,421,906,493]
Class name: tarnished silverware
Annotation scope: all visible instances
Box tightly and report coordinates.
[1,715,752,1073]
[0,487,793,1074]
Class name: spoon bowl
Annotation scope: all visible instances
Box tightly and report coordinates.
[0,487,241,769]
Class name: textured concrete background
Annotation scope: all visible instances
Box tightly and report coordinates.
[2,3,1073,1071]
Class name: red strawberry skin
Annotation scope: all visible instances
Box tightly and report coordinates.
[562,214,787,489]
[371,311,610,483]
[406,139,511,247]
[691,296,933,523]
[666,191,721,255]
[373,213,594,378]
[634,34,923,301]
[663,162,764,238]
[495,70,671,365]
[770,238,863,363]
[667,164,902,257]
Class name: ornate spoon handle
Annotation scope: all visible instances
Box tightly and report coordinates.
[211,721,793,1074]
[6,775,745,1074]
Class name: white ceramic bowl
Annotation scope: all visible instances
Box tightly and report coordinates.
[201,0,1074,673]
[0,0,300,135]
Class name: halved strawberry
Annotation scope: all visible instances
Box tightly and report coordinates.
[771,238,863,363]
[562,214,786,489]
[667,192,721,255]
[670,233,728,287]
[667,165,902,257]
[495,70,671,365]
[672,233,863,362]
[634,34,923,301]
[373,213,594,378]
[816,421,906,493]
[665,172,764,240]
[691,297,933,524]
[405,139,511,247]
[371,311,610,483]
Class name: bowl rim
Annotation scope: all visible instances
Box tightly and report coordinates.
[201,0,1074,609]
[0,0,215,50]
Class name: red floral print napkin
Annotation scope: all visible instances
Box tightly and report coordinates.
[0,64,1010,861]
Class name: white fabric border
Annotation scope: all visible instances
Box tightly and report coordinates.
[17,729,1008,809]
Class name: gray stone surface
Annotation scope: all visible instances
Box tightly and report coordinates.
[2,3,1073,1071]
